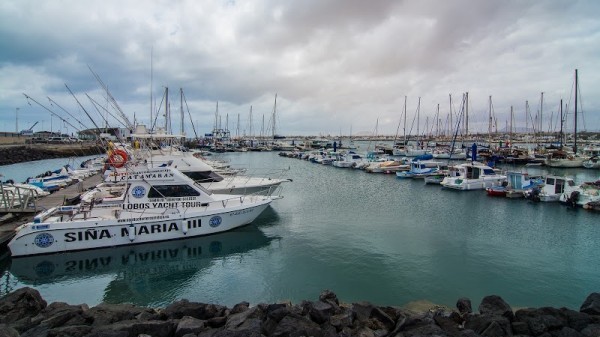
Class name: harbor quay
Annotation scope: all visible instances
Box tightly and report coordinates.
[1,287,599,337]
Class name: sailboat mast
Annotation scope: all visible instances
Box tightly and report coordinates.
[449,94,452,138]
[403,96,407,145]
[559,99,563,147]
[510,106,513,146]
[180,88,184,135]
[540,92,544,138]
[417,97,421,138]
[165,87,169,133]
[574,69,578,154]
[465,92,469,137]
[488,96,492,146]
[272,93,277,139]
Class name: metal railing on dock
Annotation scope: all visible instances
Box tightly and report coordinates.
[0,173,104,249]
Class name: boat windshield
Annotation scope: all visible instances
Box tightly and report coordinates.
[182,171,224,182]
[148,184,201,198]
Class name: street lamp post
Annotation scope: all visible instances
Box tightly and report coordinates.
[15,108,19,133]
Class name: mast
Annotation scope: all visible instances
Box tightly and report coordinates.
[249,105,253,138]
[510,106,513,146]
[449,94,453,139]
[465,91,469,136]
[272,93,277,138]
[180,88,184,135]
[435,103,440,137]
[573,69,578,154]
[488,96,492,146]
[559,99,563,147]
[525,100,529,136]
[540,92,544,139]
[403,96,407,145]
[416,97,421,138]
[164,87,169,132]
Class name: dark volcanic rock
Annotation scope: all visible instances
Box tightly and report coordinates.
[478,295,514,320]
[1,288,599,337]
[580,293,600,316]
[457,297,473,315]
[0,287,47,324]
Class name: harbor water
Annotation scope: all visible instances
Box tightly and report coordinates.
[0,150,599,310]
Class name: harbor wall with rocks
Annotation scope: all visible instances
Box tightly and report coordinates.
[0,145,104,166]
[0,287,599,337]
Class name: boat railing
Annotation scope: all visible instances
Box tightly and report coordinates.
[0,184,39,213]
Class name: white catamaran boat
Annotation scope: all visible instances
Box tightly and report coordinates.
[8,166,279,257]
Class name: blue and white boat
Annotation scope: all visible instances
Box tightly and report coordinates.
[504,171,544,198]
[396,160,446,179]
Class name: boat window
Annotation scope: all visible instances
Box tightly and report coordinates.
[483,169,495,175]
[148,184,201,198]
[567,180,575,187]
[546,177,555,185]
[555,180,564,194]
[182,171,224,182]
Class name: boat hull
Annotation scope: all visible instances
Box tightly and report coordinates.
[442,177,506,191]
[8,200,271,257]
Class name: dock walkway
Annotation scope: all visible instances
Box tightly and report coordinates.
[0,173,104,249]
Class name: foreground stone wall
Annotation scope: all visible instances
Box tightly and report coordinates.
[0,288,599,337]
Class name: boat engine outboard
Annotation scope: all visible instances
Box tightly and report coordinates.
[566,190,580,208]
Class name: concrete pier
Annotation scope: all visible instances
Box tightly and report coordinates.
[0,173,103,249]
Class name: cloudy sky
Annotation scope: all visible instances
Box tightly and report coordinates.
[1,0,599,137]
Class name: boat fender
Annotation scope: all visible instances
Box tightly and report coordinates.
[182,222,188,235]
[128,224,135,241]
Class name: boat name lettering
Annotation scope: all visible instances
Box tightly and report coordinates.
[122,203,151,210]
[32,224,49,230]
[230,208,254,216]
[65,229,113,242]
[119,171,174,181]
[121,222,179,236]
[117,215,169,223]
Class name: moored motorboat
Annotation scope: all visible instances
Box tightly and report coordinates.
[8,165,279,257]
[524,175,575,202]
[441,161,506,191]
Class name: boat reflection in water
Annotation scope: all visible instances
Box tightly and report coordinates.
[9,222,278,306]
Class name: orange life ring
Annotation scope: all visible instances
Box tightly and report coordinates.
[108,149,128,168]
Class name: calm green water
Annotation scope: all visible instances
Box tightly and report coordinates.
[1,151,599,310]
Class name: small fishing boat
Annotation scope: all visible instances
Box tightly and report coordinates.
[504,171,544,198]
[486,185,507,197]
[8,165,279,257]
[583,156,600,169]
[424,172,447,185]
[524,176,575,202]
[559,180,600,207]
[396,160,445,179]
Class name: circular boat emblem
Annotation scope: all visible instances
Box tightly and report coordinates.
[34,233,55,248]
[209,216,222,228]
[131,186,146,198]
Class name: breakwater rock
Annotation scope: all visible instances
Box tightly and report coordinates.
[0,145,103,166]
[1,288,599,337]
